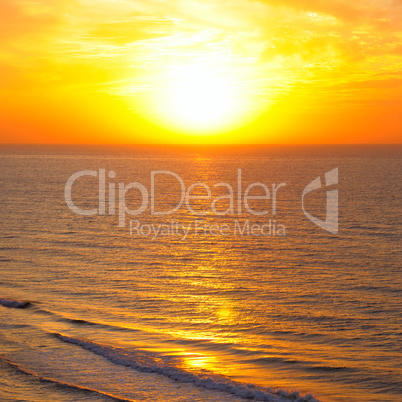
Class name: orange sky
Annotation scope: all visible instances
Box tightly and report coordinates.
[0,0,401,144]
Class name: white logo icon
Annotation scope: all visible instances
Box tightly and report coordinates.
[302,168,338,234]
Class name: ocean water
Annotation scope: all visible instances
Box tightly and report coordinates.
[0,145,400,402]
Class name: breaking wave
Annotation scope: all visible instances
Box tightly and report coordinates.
[53,333,319,402]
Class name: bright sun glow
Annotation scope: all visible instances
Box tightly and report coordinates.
[153,64,252,135]
[172,68,232,128]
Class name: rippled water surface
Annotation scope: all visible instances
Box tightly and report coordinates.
[0,145,401,401]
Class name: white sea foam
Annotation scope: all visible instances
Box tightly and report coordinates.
[54,333,319,402]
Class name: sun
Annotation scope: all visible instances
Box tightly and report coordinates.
[153,64,252,136]
[168,66,234,131]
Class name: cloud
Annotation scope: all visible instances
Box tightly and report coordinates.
[332,77,402,90]
[87,17,177,44]
[253,0,401,23]
[0,0,74,44]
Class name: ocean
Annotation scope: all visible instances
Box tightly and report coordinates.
[0,145,400,402]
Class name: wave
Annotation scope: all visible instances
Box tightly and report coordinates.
[53,333,319,402]
[246,356,349,373]
[0,297,143,334]
[351,285,401,294]
[0,298,32,309]
[35,308,142,333]
[0,355,134,402]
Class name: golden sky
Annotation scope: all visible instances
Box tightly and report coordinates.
[0,0,401,144]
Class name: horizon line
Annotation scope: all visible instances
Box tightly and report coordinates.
[1,143,402,146]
